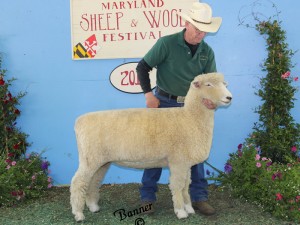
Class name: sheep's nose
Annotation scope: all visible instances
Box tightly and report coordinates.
[226,96,232,101]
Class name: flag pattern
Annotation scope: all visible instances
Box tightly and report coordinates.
[73,34,97,59]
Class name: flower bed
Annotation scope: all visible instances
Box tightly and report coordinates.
[218,139,300,222]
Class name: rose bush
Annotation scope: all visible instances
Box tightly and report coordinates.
[1,55,52,207]
[0,152,52,206]
[217,140,300,222]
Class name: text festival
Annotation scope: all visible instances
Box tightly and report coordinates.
[79,0,184,42]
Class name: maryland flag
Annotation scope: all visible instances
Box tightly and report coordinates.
[73,34,97,59]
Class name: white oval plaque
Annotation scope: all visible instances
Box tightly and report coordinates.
[110,62,157,94]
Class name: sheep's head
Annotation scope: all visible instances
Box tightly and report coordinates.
[187,73,232,110]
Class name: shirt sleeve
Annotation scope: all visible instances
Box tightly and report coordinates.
[136,59,153,94]
[143,38,167,68]
[203,47,217,73]
[136,38,168,93]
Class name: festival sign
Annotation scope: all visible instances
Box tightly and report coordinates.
[71,0,196,59]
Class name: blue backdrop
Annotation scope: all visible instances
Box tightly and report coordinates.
[1,0,299,185]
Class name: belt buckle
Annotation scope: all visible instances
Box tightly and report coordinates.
[177,96,185,103]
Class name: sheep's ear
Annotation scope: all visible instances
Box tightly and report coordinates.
[192,81,201,89]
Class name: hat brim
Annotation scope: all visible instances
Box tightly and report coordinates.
[177,12,222,33]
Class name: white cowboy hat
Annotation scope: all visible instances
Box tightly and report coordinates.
[177,2,222,33]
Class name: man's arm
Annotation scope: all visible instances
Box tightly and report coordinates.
[203,48,217,74]
[136,59,152,93]
[136,59,160,108]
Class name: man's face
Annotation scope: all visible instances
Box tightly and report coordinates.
[185,22,207,45]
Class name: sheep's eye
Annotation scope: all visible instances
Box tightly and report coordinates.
[205,83,213,87]
[223,81,228,87]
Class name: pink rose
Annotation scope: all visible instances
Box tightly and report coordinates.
[255,154,260,161]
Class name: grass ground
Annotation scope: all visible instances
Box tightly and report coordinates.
[0,184,297,225]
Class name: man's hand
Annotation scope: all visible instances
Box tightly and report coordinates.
[145,92,160,108]
[202,98,216,110]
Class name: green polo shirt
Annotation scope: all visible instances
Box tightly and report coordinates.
[144,29,217,96]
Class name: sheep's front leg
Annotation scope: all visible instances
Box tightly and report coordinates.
[182,167,195,214]
[169,164,190,219]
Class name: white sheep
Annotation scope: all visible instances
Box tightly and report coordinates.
[70,72,232,222]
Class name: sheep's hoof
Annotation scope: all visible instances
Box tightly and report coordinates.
[184,204,195,214]
[87,203,100,213]
[175,208,189,219]
[74,213,85,222]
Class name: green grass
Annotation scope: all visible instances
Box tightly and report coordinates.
[0,184,297,225]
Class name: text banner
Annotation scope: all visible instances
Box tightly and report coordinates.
[71,0,196,59]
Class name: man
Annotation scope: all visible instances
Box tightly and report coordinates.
[136,2,222,216]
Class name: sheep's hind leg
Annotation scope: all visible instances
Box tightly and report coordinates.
[70,165,97,222]
[86,163,111,213]
[169,164,190,219]
[182,167,195,214]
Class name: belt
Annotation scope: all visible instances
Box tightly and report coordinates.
[157,87,185,103]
